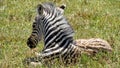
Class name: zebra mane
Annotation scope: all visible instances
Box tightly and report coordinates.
[58,17,75,38]
[35,2,75,49]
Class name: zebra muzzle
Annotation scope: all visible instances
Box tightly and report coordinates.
[27,37,37,49]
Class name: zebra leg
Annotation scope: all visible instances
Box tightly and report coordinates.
[23,44,83,66]
[23,48,62,67]
[23,54,53,68]
[23,56,43,68]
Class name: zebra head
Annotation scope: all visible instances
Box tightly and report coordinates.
[37,2,66,17]
[27,2,67,49]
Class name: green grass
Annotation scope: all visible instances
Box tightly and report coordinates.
[0,0,120,68]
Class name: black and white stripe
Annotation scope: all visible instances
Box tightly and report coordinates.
[27,2,81,65]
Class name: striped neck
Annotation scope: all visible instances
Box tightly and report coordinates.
[41,14,74,49]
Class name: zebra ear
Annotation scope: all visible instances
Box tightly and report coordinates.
[59,4,66,10]
[37,4,43,15]
[57,4,66,14]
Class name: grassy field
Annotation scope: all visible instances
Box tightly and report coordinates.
[0,0,120,68]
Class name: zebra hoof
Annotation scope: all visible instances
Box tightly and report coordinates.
[30,62,42,66]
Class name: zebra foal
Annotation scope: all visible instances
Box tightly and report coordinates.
[26,2,79,65]
[25,2,112,66]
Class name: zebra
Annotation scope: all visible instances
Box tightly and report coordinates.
[26,2,82,66]
[25,2,112,66]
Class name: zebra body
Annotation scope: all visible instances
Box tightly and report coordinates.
[27,2,81,65]
[26,2,112,66]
